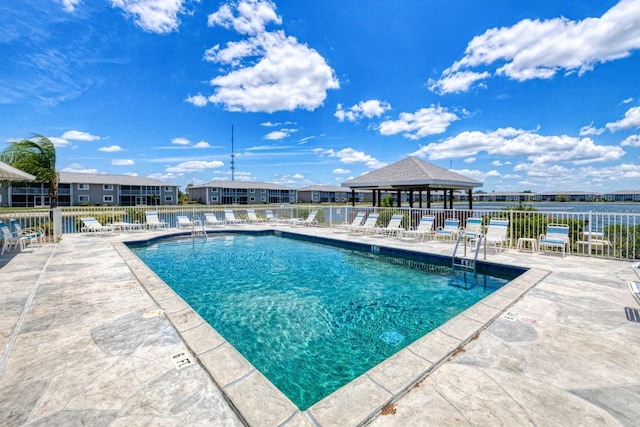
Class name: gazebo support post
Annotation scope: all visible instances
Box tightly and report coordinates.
[351,189,355,207]
[427,189,431,209]
[468,188,473,209]
[396,190,401,207]
[419,190,423,208]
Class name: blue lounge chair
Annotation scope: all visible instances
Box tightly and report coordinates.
[539,224,570,256]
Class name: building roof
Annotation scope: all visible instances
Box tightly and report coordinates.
[59,172,178,187]
[342,156,482,190]
[297,185,368,192]
[193,180,294,191]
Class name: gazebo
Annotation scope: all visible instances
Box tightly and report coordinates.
[341,156,482,209]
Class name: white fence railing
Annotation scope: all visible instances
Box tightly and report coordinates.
[1,205,638,260]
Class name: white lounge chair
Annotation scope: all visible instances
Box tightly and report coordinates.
[224,209,245,225]
[373,214,404,237]
[145,211,169,230]
[265,210,282,224]
[539,223,570,257]
[176,215,194,229]
[400,215,435,242]
[80,217,116,235]
[462,217,483,243]
[351,213,379,234]
[632,262,640,280]
[0,220,21,254]
[435,218,460,242]
[481,218,509,253]
[246,209,266,223]
[204,213,225,227]
[10,218,45,248]
[290,210,318,227]
[336,211,366,233]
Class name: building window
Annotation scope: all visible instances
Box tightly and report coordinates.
[261,196,266,202]
[212,196,218,202]
[164,186,171,192]
[78,195,89,203]
[78,183,89,190]
[165,196,173,202]
[250,197,255,202]
[250,189,255,193]
[103,184,113,191]
[103,195,114,203]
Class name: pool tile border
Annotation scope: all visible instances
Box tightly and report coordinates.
[113,235,549,427]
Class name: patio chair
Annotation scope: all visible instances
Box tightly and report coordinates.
[350,213,379,234]
[290,210,318,227]
[246,209,266,223]
[145,211,168,230]
[10,218,45,248]
[204,213,225,227]
[400,215,435,242]
[628,281,640,306]
[576,231,612,255]
[176,215,194,229]
[224,209,245,225]
[335,211,366,233]
[80,217,116,235]
[0,220,21,255]
[435,218,460,242]
[265,210,282,224]
[462,217,483,243]
[479,218,509,253]
[539,223,570,257]
[373,214,404,237]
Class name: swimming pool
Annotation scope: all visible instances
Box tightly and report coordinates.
[129,232,524,410]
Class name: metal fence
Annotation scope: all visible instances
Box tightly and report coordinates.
[1,204,638,260]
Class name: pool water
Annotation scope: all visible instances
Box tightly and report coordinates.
[130,234,510,410]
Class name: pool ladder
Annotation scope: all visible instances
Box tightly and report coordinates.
[191,215,208,239]
[452,232,482,274]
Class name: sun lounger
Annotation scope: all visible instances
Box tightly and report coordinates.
[350,213,379,234]
[204,213,225,227]
[289,210,318,227]
[80,217,116,235]
[224,209,245,225]
[246,209,266,223]
[372,214,404,237]
[435,218,460,242]
[176,215,195,229]
[335,211,366,233]
[539,223,570,256]
[145,211,169,230]
[400,215,435,242]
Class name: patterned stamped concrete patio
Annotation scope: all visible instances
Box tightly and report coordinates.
[1,226,639,426]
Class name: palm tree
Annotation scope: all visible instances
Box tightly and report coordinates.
[1,135,59,207]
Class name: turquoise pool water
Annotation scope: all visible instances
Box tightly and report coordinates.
[130,234,511,410]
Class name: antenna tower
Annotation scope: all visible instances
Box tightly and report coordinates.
[231,125,235,181]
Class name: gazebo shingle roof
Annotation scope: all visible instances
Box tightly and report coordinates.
[341,156,482,190]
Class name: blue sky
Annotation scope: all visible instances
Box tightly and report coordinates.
[1,0,640,193]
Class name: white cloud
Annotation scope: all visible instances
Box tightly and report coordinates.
[201,1,339,112]
[579,123,605,136]
[112,159,135,166]
[166,160,224,173]
[333,168,351,174]
[192,141,211,148]
[605,106,640,132]
[411,127,625,165]
[335,100,391,122]
[621,134,640,147]
[623,97,634,104]
[430,0,640,93]
[491,160,511,166]
[264,128,297,140]
[98,145,123,152]
[48,137,71,148]
[61,163,98,174]
[377,105,460,140]
[110,0,188,34]
[463,157,476,164]
[60,0,81,12]
[319,147,386,169]
[61,130,100,141]
[185,93,208,107]
[172,137,190,145]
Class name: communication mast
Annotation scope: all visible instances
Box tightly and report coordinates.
[231,125,235,181]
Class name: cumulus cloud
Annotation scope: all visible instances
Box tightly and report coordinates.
[172,137,191,145]
[62,130,101,141]
[99,145,123,152]
[170,137,211,148]
[60,0,81,12]
[110,0,190,34]
[166,160,224,173]
[112,159,135,166]
[61,163,98,174]
[316,147,386,169]
[430,0,640,94]
[377,105,461,140]
[335,100,391,122]
[411,127,625,166]
[605,106,640,132]
[579,123,605,136]
[333,168,351,174]
[190,0,339,112]
[621,134,640,147]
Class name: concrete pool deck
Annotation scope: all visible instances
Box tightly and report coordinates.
[1,225,639,426]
